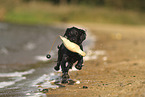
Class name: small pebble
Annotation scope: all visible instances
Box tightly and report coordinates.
[133,63,138,65]
[76,81,80,84]
[42,89,49,93]
[83,86,88,89]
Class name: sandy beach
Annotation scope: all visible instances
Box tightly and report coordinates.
[46,23,145,97]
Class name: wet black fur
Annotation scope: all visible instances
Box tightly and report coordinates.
[54,27,86,82]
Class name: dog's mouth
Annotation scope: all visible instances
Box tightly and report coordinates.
[59,35,86,57]
[65,37,78,44]
[70,38,77,43]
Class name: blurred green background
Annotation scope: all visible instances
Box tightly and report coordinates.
[0,0,145,25]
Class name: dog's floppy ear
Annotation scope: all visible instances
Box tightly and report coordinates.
[63,28,70,37]
[79,29,86,44]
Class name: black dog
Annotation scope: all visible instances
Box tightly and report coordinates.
[54,27,86,83]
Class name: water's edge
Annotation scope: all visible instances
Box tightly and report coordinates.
[0,23,99,97]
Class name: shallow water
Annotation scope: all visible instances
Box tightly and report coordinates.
[0,23,93,96]
[0,23,64,65]
[0,23,65,96]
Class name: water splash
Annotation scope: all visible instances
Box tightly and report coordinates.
[0,69,35,89]
[0,69,35,77]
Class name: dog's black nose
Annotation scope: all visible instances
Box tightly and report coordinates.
[71,38,77,43]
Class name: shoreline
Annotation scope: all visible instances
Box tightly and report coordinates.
[46,23,145,97]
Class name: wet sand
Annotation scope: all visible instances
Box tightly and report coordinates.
[46,23,145,97]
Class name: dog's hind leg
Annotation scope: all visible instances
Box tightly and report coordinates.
[61,54,69,74]
[61,54,70,83]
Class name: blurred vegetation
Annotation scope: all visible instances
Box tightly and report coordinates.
[37,0,145,11]
[0,0,145,25]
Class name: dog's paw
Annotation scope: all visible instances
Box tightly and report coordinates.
[54,66,60,71]
[61,79,68,84]
[75,64,83,70]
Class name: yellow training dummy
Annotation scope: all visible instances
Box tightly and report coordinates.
[59,35,86,57]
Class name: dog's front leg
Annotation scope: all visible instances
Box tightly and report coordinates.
[54,58,61,71]
[75,56,83,70]
[54,44,63,71]
[75,45,84,70]
[67,62,73,70]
